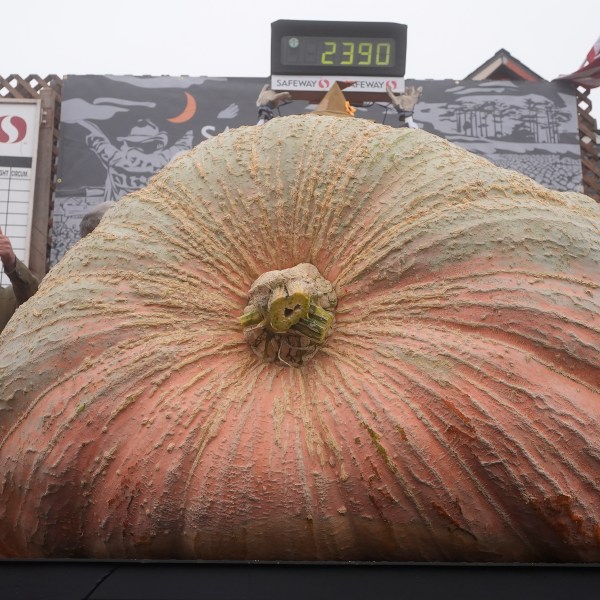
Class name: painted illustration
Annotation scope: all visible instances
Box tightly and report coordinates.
[51,76,256,264]
[80,118,193,202]
[399,80,581,191]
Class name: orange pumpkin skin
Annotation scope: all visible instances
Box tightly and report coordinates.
[0,116,599,561]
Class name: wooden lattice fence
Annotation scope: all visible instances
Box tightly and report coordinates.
[576,86,600,202]
[0,75,62,278]
[0,74,62,99]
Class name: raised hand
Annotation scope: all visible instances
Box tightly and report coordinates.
[0,226,17,272]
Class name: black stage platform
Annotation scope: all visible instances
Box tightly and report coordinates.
[1,560,599,600]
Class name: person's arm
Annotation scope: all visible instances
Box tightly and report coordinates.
[0,228,38,305]
[386,85,423,128]
[256,84,292,124]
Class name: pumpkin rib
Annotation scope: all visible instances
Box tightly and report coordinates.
[355,360,536,556]
[422,318,599,391]
[396,327,600,504]
[313,358,438,529]
[332,336,596,560]
[330,288,596,540]
[319,345,522,539]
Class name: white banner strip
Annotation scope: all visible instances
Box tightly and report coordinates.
[271,75,405,94]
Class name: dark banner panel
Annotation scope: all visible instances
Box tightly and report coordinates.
[51,75,581,264]
[409,79,581,191]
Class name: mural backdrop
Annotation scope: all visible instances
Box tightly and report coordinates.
[51,75,581,264]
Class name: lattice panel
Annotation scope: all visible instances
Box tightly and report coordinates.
[0,74,62,99]
[576,86,600,202]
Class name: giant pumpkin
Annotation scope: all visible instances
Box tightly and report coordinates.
[0,115,599,561]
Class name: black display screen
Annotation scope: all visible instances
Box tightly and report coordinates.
[271,20,407,78]
[281,36,396,69]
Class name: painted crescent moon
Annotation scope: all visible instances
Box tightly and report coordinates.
[167,92,197,123]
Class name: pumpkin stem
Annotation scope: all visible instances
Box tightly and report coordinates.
[240,263,337,367]
[239,309,264,328]
[293,302,334,342]
[267,284,310,332]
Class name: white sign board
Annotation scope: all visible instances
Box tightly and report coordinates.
[0,98,40,286]
[271,75,405,94]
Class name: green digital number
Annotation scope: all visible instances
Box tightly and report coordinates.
[376,42,391,65]
[321,41,336,65]
[357,42,372,65]
[340,41,354,65]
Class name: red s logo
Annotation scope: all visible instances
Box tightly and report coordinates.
[0,116,27,143]
[318,79,330,89]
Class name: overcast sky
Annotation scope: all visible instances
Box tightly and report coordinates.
[4,0,600,112]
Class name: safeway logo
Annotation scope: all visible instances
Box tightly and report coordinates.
[386,80,398,91]
[318,79,330,89]
[0,115,27,143]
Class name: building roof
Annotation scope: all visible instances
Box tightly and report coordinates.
[464,48,546,82]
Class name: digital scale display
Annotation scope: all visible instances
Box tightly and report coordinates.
[281,36,396,69]
[271,20,406,77]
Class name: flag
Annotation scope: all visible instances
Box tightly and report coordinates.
[584,36,600,67]
[556,36,600,88]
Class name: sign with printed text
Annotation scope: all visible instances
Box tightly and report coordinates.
[271,75,405,94]
[0,99,40,286]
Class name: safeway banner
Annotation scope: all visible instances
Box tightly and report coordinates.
[271,75,405,93]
